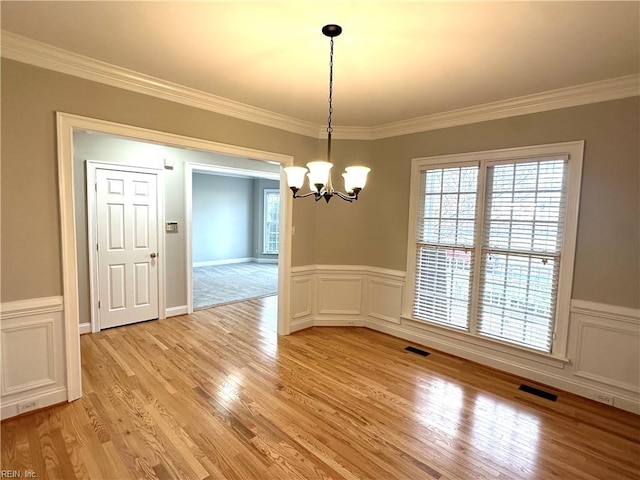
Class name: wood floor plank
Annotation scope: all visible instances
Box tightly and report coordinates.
[2,296,639,479]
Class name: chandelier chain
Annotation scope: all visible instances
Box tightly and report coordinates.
[327,36,334,136]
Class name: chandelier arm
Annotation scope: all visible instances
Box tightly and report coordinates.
[333,191,356,202]
[291,190,318,199]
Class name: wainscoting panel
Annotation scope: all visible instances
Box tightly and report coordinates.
[317,277,363,315]
[1,318,55,395]
[1,296,67,419]
[571,302,640,394]
[367,278,403,324]
[291,276,313,319]
[290,269,315,332]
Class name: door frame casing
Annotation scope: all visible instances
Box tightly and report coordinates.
[57,112,295,402]
[86,161,166,333]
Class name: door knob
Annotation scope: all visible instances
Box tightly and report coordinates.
[150,252,157,259]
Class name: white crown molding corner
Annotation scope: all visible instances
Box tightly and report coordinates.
[352,74,640,140]
[3,31,638,141]
[1,31,321,139]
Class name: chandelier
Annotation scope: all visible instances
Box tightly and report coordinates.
[284,24,371,203]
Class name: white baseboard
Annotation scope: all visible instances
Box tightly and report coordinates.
[166,305,188,317]
[289,317,314,333]
[256,257,278,264]
[313,317,366,327]
[79,322,91,335]
[1,386,67,420]
[193,257,254,267]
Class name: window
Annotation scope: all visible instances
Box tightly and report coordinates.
[407,142,583,355]
[263,189,280,254]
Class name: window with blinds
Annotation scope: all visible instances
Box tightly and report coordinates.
[263,189,280,254]
[409,145,580,355]
[414,166,478,329]
[477,159,567,352]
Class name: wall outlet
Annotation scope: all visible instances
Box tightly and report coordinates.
[346,321,356,326]
[17,400,38,414]
[595,394,614,406]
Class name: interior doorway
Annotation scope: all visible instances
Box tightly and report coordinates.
[185,163,281,312]
[59,112,294,402]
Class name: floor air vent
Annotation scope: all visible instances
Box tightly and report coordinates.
[519,384,558,401]
[405,346,430,357]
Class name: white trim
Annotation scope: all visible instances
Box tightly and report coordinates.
[56,113,83,402]
[289,317,314,333]
[571,300,640,324]
[86,161,166,333]
[256,258,279,264]
[0,296,63,320]
[1,32,320,139]
[57,112,294,406]
[336,75,640,140]
[193,258,254,267]
[190,163,280,181]
[79,322,91,335]
[291,265,317,275]
[313,318,366,327]
[4,32,638,140]
[166,305,188,317]
[314,264,406,279]
[1,386,68,421]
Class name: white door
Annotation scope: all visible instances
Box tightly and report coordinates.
[96,168,159,329]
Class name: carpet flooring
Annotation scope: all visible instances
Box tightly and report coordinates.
[193,262,278,309]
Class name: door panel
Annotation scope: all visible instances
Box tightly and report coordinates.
[97,169,159,329]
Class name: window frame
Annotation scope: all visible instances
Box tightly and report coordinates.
[404,141,584,359]
[263,188,280,255]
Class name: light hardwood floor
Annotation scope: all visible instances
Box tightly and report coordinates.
[2,296,639,479]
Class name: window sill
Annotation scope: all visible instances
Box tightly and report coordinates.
[400,314,570,369]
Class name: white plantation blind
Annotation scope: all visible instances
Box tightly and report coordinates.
[477,158,568,352]
[409,143,582,357]
[414,165,478,329]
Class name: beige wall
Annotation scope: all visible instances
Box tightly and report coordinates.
[1,59,320,302]
[326,98,640,308]
[2,58,639,309]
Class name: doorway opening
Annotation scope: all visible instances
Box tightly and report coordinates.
[59,112,294,402]
[187,164,280,310]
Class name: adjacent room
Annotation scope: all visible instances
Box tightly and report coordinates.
[192,171,280,309]
[1,2,639,479]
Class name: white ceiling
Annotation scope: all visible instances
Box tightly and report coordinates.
[2,1,638,127]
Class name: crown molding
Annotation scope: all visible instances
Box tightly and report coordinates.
[3,31,638,141]
[331,74,640,140]
[1,31,321,138]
